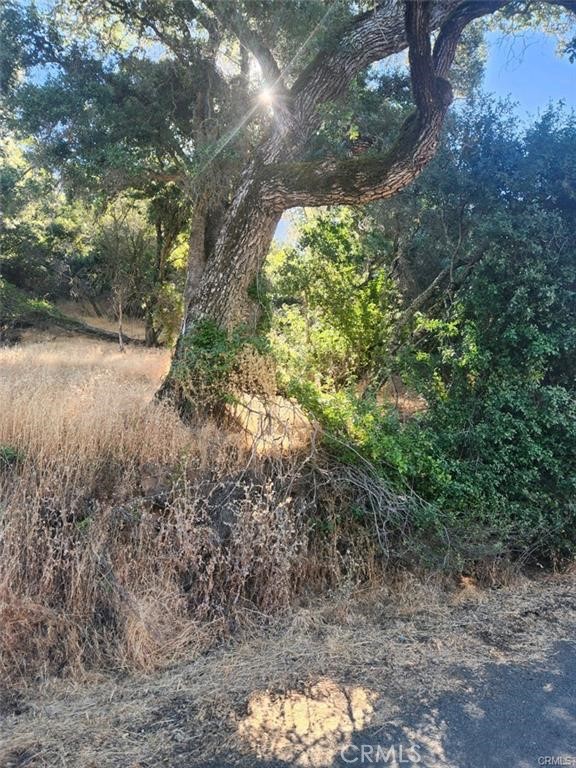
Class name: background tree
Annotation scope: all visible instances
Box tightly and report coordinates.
[0,134,94,298]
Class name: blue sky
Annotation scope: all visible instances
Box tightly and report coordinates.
[484,30,576,116]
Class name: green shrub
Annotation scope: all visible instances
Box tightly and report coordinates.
[169,320,273,415]
[0,445,24,468]
[269,106,576,566]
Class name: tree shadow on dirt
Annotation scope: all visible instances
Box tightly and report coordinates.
[196,641,576,768]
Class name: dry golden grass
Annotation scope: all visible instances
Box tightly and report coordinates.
[55,300,147,340]
[4,335,573,768]
[2,337,382,682]
[0,572,574,767]
[0,339,173,463]
[1,338,305,678]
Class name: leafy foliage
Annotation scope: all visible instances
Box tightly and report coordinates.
[0,444,24,469]
[270,102,576,564]
[268,208,400,389]
[0,277,62,329]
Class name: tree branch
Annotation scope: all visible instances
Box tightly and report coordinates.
[201,0,285,89]
[406,0,436,114]
[263,0,564,209]
[433,0,506,77]
[288,0,462,136]
[263,0,460,209]
[284,0,572,164]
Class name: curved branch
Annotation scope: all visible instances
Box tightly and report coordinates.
[289,0,461,130]
[263,0,459,209]
[282,0,574,156]
[406,0,436,113]
[264,0,573,207]
[263,103,449,209]
[433,0,506,77]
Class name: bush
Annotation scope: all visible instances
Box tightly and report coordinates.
[169,320,275,415]
[269,106,576,566]
[0,444,24,468]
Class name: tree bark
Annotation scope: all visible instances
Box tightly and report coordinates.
[186,173,281,330]
[182,204,208,325]
[145,219,164,347]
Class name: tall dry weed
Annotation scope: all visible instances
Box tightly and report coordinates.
[0,339,409,680]
[0,341,320,677]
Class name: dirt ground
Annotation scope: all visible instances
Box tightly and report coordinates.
[1,572,575,767]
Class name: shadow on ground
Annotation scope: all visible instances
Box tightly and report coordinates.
[196,641,575,768]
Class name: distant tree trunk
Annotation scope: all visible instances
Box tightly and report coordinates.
[114,288,125,353]
[86,293,105,319]
[69,275,105,318]
[144,311,158,347]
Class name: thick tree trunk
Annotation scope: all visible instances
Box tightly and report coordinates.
[144,220,164,347]
[181,205,208,326]
[160,168,281,411]
[187,175,281,330]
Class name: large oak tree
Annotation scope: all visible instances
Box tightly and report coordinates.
[4,0,574,411]
[160,0,574,411]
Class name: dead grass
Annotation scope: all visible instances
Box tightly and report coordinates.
[3,336,573,768]
[0,339,187,488]
[0,338,310,678]
[55,300,147,340]
[0,337,386,680]
[0,572,574,767]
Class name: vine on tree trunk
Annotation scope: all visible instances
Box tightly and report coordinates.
[163,319,276,418]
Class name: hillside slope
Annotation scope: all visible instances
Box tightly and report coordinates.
[0,279,143,345]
